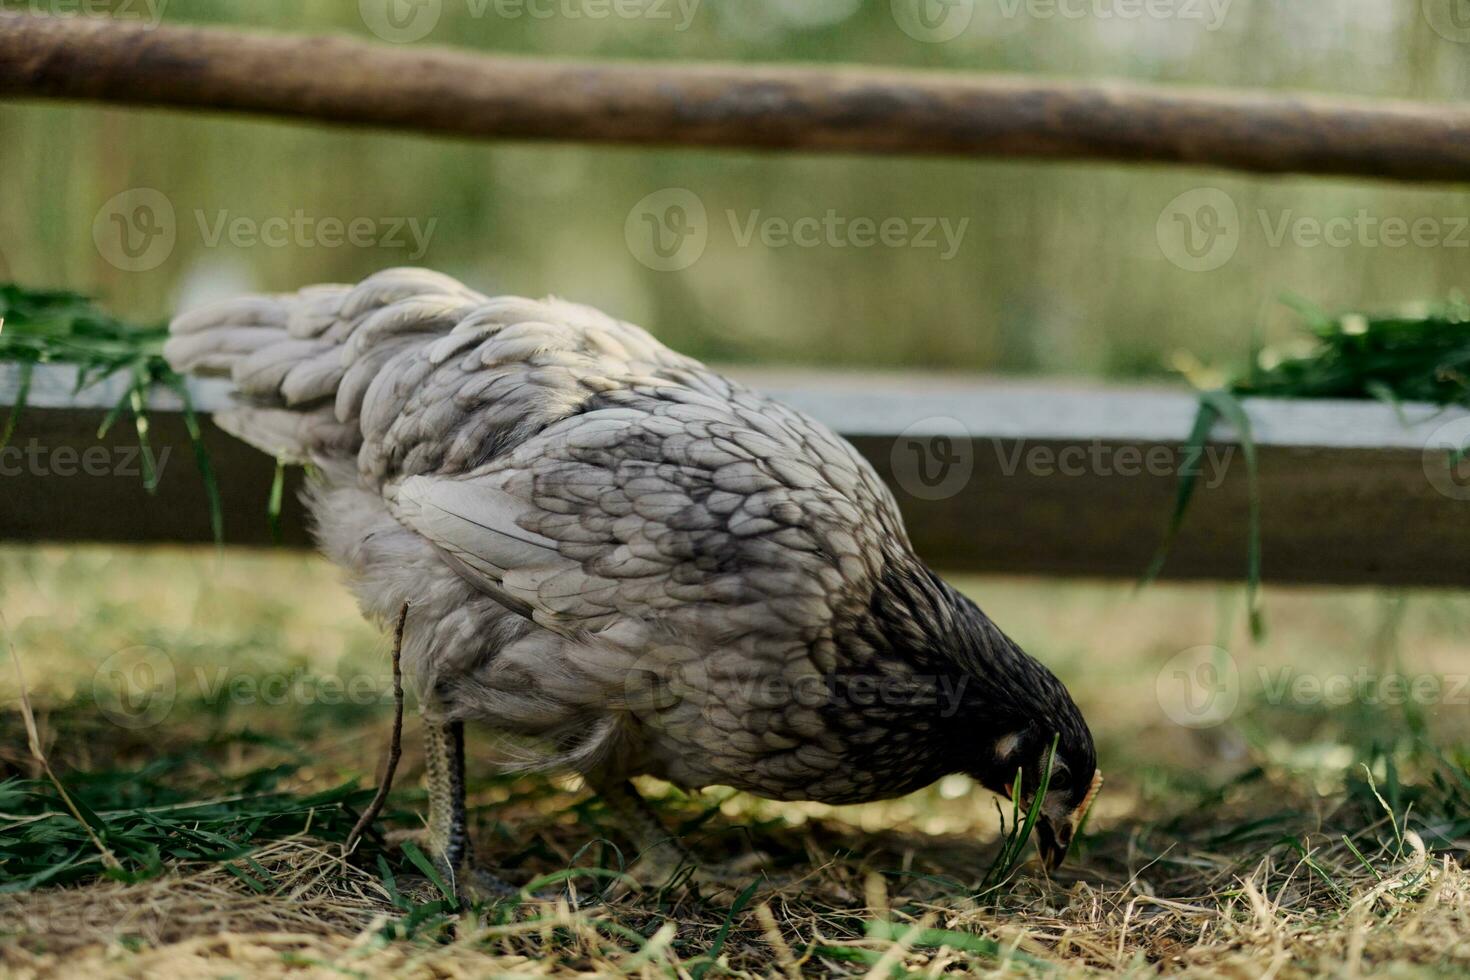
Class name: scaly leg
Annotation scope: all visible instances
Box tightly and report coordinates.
[594,778,700,889]
[422,712,517,905]
[590,778,770,897]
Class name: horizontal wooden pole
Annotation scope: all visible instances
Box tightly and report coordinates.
[5,12,1470,182]
[4,363,1469,588]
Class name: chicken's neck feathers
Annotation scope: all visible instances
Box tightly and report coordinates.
[870,558,1068,729]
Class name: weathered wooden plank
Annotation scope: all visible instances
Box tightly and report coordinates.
[5,11,1470,183]
[2,363,1467,586]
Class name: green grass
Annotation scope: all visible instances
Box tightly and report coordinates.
[0,284,224,540]
[1240,298,1470,408]
[1149,298,1470,639]
[0,744,375,893]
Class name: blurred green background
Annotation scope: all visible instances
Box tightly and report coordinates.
[1,0,1468,377]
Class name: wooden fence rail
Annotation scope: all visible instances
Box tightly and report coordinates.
[4,364,1468,587]
[5,11,1470,182]
[3,12,1468,588]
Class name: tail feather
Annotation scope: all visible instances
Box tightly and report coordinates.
[213,407,356,464]
[169,295,293,337]
[163,324,292,376]
[165,267,673,481]
[164,268,488,462]
[231,338,333,401]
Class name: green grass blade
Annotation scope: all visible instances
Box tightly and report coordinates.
[96,384,133,440]
[168,377,224,545]
[128,373,159,494]
[1143,397,1219,586]
[399,839,454,903]
[978,733,1059,893]
[1199,389,1264,639]
[0,359,32,452]
[1340,834,1382,881]
[689,879,760,980]
[866,921,1053,969]
[268,458,286,545]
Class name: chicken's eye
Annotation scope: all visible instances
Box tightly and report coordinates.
[1048,769,1072,792]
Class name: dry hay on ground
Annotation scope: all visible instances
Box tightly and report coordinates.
[5,550,1469,976]
[3,771,1468,979]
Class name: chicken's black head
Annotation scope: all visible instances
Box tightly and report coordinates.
[909,570,1100,871]
[856,562,1100,869]
[973,718,1100,871]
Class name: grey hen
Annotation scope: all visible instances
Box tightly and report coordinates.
[165,268,1099,896]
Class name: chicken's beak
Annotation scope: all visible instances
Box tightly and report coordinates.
[1036,815,1071,872]
[1037,770,1103,872]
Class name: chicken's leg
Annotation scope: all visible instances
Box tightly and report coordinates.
[595,778,700,887]
[591,778,769,896]
[422,714,517,904]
